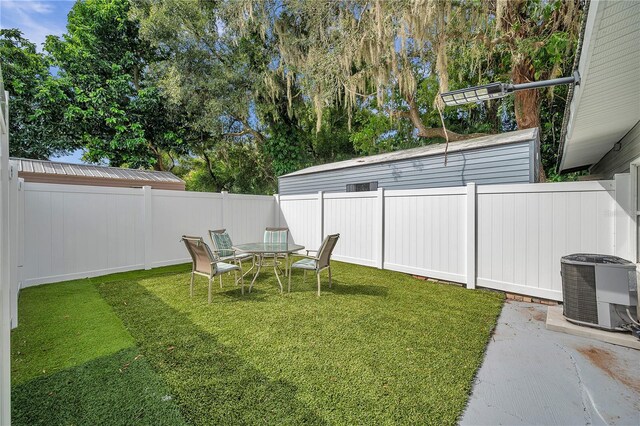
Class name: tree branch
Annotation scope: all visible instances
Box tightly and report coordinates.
[230,115,266,144]
[222,129,254,138]
[390,95,488,142]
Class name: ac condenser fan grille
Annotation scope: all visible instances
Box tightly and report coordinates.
[561,263,598,324]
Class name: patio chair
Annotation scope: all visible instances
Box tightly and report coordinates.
[181,235,243,303]
[288,233,340,296]
[261,227,290,274]
[208,229,255,276]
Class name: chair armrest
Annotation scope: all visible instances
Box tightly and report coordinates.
[306,249,318,255]
[300,254,319,261]
[212,248,239,258]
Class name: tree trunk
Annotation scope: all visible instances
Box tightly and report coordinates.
[486,100,500,133]
[148,143,166,171]
[512,59,546,181]
[201,150,221,192]
[512,62,540,130]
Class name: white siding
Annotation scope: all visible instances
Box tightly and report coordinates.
[560,1,640,170]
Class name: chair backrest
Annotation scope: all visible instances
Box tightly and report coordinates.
[208,229,234,257]
[182,235,217,276]
[264,227,289,244]
[316,234,340,269]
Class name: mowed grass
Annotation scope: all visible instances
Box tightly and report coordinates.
[12,261,503,425]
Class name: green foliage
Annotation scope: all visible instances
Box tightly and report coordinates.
[350,109,415,155]
[264,121,310,176]
[3,0,584,188]
[0,29,77,158]
[175,142,275,194]
[45,0,184,169]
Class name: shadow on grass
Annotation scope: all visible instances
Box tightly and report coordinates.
[325,280,389,297]
[285,276,389,297]
[12,347,186,426]
[97,280,328,425]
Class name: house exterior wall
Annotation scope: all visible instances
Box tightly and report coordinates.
[590,120,640,179]
[279,139,537,195]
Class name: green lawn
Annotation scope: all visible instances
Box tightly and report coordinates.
[12,261,503,425]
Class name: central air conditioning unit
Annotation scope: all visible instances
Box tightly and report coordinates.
[560,254,638,331]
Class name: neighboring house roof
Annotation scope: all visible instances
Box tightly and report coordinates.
[11,157,185,190]
[558,0,640,172]
[282,128,538,178]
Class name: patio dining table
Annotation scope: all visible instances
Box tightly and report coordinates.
[233,242,304,293]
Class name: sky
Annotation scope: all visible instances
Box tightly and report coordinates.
[1,0,84,163]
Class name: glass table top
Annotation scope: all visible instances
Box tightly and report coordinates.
[233,242,305,254]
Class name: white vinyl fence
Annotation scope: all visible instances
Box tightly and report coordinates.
[20,182,276,287]
[0,83,11,426]
[8,172,629,329]
[279,177,626,301]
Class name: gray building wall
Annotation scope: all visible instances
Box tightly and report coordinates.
[590,121,640,179]
[279,139,537,195]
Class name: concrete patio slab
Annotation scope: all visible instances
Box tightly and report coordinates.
[460,301,640,426]
[546,305,640,350]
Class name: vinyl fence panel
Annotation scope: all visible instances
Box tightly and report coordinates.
[223,194,277,246]
[383,188,467,283]
[323,192,380,267]
[149,190,223,267]
[279,194,321,249]
[476,181,616,300]
[278,180,618,301]
[0,86,11,425]
[16,178,620,304]
[21,185,277,285]
[22,183,146,286]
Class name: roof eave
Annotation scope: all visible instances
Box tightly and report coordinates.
[557,0,592,174]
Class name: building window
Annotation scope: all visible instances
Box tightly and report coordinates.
[346,181,378,192]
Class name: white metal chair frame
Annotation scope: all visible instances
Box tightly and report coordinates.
[288,233,340,296]
[181,235,244,302]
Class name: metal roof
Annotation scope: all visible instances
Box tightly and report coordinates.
[281,128,538,178]
[558,0,640,172]
[11,157,185,188]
